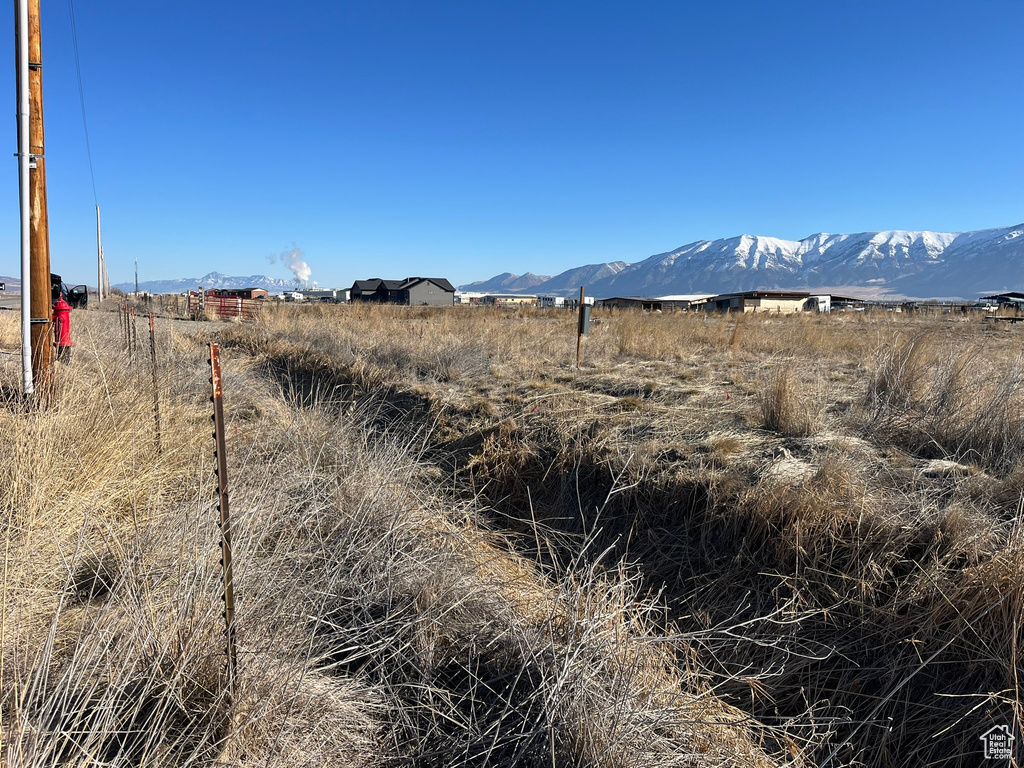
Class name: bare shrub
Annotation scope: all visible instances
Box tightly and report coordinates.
[867,330,933,413]
[760,367,819,436]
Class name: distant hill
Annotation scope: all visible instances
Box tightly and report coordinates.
[462,225,1024,300]
[113,271,300,295]
[520,261,629,294]
[459,272,550,293]
[0,276,20,292]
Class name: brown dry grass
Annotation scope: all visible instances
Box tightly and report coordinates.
[218,302,1024,768]
[760,367,821,437]
[4,302,1023,767]
[0,306,799,767]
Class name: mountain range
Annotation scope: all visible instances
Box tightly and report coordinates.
[460,224,1024,300]
[113,272,301,295]
[12,224,1021,301]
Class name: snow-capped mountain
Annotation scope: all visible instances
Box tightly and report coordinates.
[460,272,551,293]
[464,225,1024,299]
[113,272,301,295]
[458,262,629,295]
[523,261,630,294]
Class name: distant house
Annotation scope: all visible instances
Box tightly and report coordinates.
[596,296,661,311]
[656,294,715,311]
[538,295,566,308]
[350,278,400,302]
[597,294,713,312]
[981,292,1024,308]
[824,294,867,311]
[303,288,348,303]
[479,294,537,307]
[710,290,811,314]
[454,291,486,305]
[350,279,381,301]
[350,277,455,306]
[399,277,456,306]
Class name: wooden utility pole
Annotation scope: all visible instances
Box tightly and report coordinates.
[27,0,53,390]
[96,205,104,303]
[16,0,32,394]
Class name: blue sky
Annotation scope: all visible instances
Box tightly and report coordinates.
[1,0,1022,288]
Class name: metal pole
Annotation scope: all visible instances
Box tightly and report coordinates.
[130,306,137,365]
[121,299,127,351]
[149,314,161,453]
[27,0,53,393]
[576,286,585,369]
[209,343,237,701]
[16,0,32,394]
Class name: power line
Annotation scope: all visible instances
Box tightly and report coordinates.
[68,0,98,206]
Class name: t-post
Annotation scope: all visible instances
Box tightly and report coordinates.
[209,343,237,704]
[576,286,585,368]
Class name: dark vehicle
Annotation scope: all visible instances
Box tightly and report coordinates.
[51,273,88,309]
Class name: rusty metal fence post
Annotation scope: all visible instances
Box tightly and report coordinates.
[120,299,128,353]
[129,306,139,367]
[209,343,237,702]
[149,313,162,454]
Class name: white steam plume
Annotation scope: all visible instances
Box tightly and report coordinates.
[269,245,312,287]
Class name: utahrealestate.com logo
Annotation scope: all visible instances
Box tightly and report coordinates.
[980,725,1014,760]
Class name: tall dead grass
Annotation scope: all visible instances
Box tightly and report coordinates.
[0,309,793,766]
[760,367,821,437]
[866,329,1024,467]
[216,303,1022,768]
[7,303,1021,768]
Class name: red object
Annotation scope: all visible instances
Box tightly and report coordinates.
[52,296,74,349]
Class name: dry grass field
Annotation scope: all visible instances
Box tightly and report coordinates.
[1,302,1022,767]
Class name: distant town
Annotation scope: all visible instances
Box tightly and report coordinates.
[165,279,1024,317]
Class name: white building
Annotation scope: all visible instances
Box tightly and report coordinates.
[538,295,566,308]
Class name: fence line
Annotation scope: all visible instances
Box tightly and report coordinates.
[187,294,264,320]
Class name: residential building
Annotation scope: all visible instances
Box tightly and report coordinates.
[454,291,486,305]
[349,277,455,306]
[596,294,713,312]
[710,290,812,314]
[479,294,538,306]
[980,292,1024,309]
[538,296,567,308]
